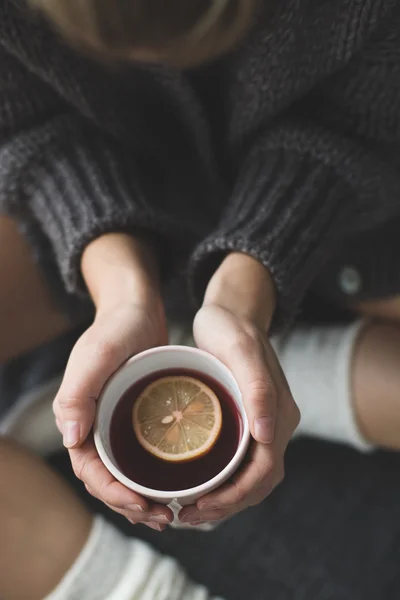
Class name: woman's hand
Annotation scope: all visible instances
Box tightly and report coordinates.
[179,253,300,525]
[53,234,173,530]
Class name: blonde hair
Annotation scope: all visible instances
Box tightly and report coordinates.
[31,0,259,66]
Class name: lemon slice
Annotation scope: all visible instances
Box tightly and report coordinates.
[132,376,222,463]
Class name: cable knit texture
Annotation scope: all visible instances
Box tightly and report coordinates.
[1,0,400,327]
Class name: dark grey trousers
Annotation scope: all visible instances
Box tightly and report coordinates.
[48,442,400,600]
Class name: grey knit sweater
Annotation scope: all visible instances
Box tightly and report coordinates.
[1,0,400,326]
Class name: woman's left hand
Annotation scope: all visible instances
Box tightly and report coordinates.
[179,253,300,525]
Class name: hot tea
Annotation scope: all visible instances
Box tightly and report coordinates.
[110,368,243,491]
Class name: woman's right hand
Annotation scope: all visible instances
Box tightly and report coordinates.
[52,234,174,531]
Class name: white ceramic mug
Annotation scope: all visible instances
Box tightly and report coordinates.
[94,345,250,528]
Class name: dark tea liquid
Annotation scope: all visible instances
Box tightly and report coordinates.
[110,368,242,491]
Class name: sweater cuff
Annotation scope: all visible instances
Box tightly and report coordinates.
[189,148,352,330]
[0,116,186,298]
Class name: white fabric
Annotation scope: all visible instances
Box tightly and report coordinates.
[44,516,127,600]
[107,539,220,600]
[169,322,195,347]
[272,320,373,452]
[0,376,63,455]
[44,516,223,600]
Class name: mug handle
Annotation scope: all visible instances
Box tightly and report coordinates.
[168,498,219,531]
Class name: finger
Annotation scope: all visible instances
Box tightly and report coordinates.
[143,522,167,532]
[179,506,235,524]
[246,463,285,507]
[55,320,136,448]
[271,387,300,459]
[103,503,141,522]
[265,342,301,441]
[102,503,170,530]
[194,309,277,444]
[236,391,295,510]
[70,441,148,509]
[74,447,173,524]
[70,439,174,520]
[223,390,294,511]
[218,391,294,513]
[184,471,284,523]
[104,504,171,526]
[105,507,167,531]
[188,460,284,524]
[197,442,275,511]
[75,443,173,523]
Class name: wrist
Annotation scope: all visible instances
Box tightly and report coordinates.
[204,253,276,330]
[81,233,161,312]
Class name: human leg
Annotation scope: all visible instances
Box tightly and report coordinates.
[0,437,91,600]
[274,299,400,451]
[0,215,71,363]
[0,437,222,600]
[352,299,400,449]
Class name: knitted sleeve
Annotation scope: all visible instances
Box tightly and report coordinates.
[189,16,400,330]
[0,47,199,302]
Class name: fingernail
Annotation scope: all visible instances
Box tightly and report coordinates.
[181,512,198,523]
[146,522,163,531]
[254,417,275,444]
[128,519,137,525]
[199,502,219,511]
[148,514,170,523]
[264,485,273,497]
[63,422,80,448]
[126,504,145,513]
[190,521,204,526]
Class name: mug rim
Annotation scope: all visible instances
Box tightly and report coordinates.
[94,345,250,501]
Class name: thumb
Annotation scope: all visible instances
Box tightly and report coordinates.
[194,307,277,444]
[54,324,132,449]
